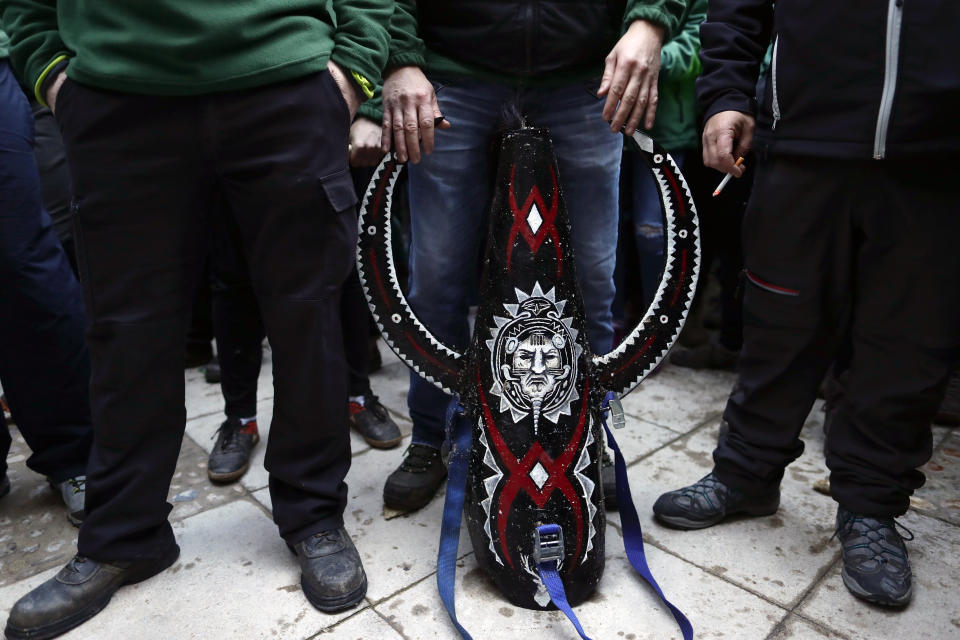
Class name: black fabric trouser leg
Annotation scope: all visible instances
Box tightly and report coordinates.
[210,205,264,420]
[714,155,960,517]
[58,71,357,560]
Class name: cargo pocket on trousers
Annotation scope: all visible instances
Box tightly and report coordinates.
[320,168,358,214]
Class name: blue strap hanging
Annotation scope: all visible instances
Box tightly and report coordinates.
[534,523,592,640]
[436,396,474,640]
[601,391,694,640]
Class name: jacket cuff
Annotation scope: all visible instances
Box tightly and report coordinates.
[701,91,757,125]
[35,55,69,106]
[356,102,382,123]
[387,51,426,71]
[623,7,679,41]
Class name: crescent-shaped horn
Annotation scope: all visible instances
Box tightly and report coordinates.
[357,155,463,394]
[592,131,701,397]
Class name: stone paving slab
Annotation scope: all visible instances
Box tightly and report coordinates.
[0,500,360,640]
[768,615,846,639]
[798,509,960,639]
[621,405,842,609]
[912,431,960,526]
[375,524,786,640]
[618,365,735,434]
[0,427,78,588]
[314,608,404,639]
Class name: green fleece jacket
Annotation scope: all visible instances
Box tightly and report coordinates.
[0,0,391,104]
[0,30,9,60]
[642,0,706,151]
[358,0,684,123]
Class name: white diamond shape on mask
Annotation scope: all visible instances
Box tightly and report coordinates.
[527,203,543,234]
[529,461,549,490]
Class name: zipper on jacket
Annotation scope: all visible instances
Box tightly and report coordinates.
[874,0,904,159]
[770,36,781,130]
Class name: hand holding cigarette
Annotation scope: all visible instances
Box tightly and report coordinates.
[713,156,745,197]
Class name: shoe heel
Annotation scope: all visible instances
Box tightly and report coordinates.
[123,544,181,586]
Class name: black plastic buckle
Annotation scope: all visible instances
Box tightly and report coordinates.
[534,524,565,566]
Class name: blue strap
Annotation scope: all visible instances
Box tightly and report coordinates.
[602,391,694,640]
[437,397,474,640]
[535,524,592,640]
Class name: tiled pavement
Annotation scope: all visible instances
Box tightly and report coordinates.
[2,343,958,639]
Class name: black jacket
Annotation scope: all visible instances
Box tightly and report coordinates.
[697,0,960,159]
[416,0,625,77]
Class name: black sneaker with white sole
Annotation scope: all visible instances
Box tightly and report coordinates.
[834,507,913,607]
[653,472,780,529]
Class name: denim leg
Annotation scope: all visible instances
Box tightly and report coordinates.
[530,84,621,355]
[0,62,92,482]
[406,80,510,448]
[632,150,686,309]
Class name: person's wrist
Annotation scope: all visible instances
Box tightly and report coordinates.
[628,18,665,44]
[45,71,68,112]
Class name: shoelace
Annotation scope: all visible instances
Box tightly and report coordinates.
[832,513,914,564]
[400,444,440,473]
[66,555,89,573]
[211,422,242,453]
[364,395,389,421]
[678,474,726,508]
[66,477,86,494]
[312,530,342,544]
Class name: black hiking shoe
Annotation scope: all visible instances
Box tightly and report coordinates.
[383,444,447,512]
[653,472,780,529]
[203,355,221,384]
[207,417,259,483]
[834,507,913,607]
[349,395,402,449]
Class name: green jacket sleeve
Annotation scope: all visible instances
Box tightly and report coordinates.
[356,86,383,122]
[387,0,426,70]
[622,0,685,41]
[329,0,392,89]
[1,0,71,103]
[660,0,707,83]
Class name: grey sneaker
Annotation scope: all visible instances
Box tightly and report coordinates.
[49,476,86,526]
[834,507,913,607]
[653,472,779,529]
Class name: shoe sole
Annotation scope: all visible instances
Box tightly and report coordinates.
[654,502,780,530]
[4,544,181,640]
[841,567,912,608]
[207,434,259,483]
[301,573,368,613]
[362,434,403,450]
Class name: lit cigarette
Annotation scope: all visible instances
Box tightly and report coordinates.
[712,157,745,197]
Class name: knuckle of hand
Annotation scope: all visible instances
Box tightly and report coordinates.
[403,122,419,133]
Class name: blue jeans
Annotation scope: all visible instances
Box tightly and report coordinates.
[0,61,92,481]
[406,78,622,448]
[628,149,686,308]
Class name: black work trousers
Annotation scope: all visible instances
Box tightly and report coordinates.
[714,154,960,517]
[210,206,265,420]
[55,71,358,560]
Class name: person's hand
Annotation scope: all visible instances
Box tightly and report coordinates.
[327,60,362,121]
[46,71,68,115]
[598,19,665,135]
[350,117,385,167]
[702,111,755,175]
[380,65,450,164]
